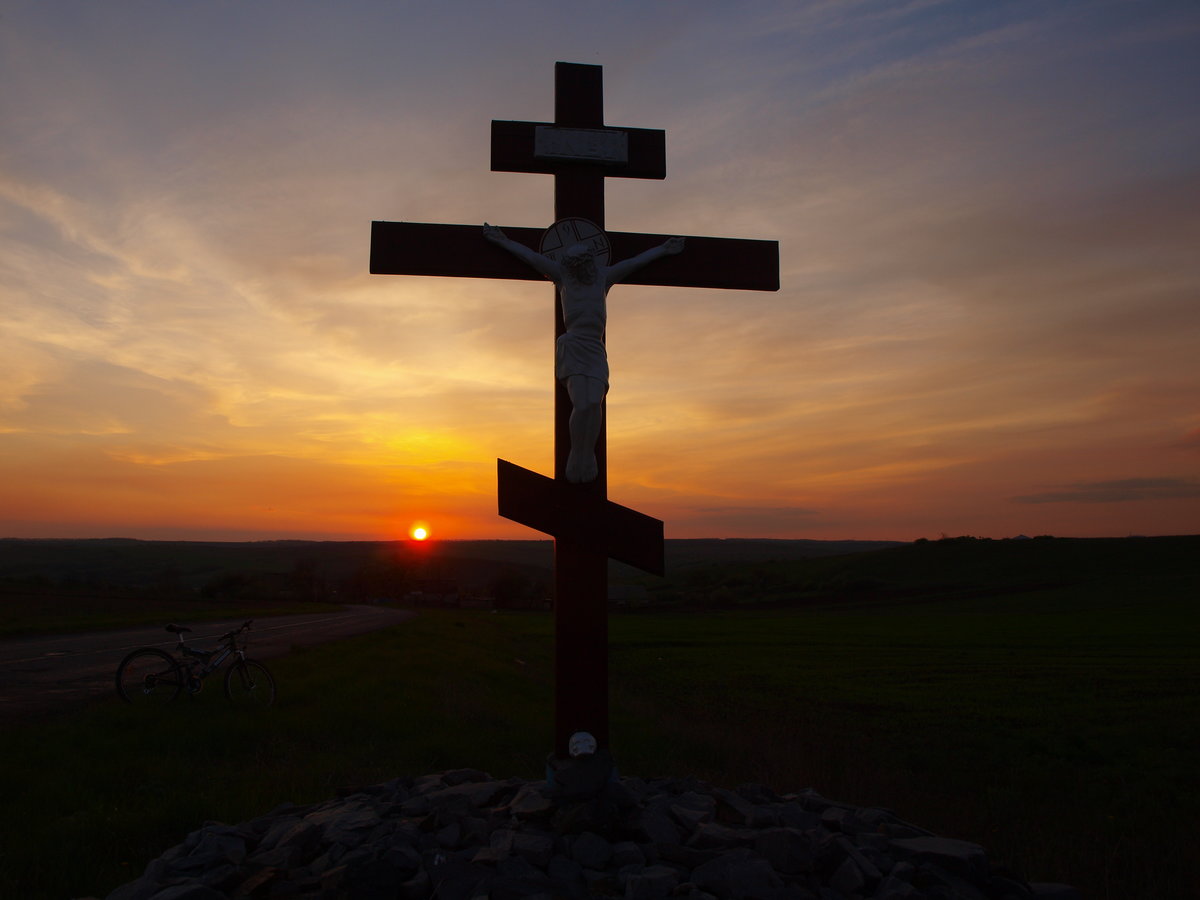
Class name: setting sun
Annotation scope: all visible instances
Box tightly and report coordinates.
[409,523,430,541]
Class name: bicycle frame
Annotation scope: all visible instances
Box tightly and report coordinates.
[177,634,242,677]
[167,622,252,694]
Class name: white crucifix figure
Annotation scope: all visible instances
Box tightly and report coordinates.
[483,218,684,483]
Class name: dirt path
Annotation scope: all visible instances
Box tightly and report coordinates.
[0,605,415,718]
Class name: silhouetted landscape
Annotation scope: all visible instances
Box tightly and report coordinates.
[4,533,1196,604]
[3,533,1197,898]
[2,533,1196,637]
[0,536,900,617]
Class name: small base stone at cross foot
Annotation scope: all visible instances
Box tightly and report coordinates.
[104,771,1075,900]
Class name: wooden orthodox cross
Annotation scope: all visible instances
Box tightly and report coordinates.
[371,62,778,759]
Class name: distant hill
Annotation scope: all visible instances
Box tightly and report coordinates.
[3,535,1192,612]
[0,537,899,601]
[655,538,903,573]
[648,534,1200,611]
[0,539,546,604]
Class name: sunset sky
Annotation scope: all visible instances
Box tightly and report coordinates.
[2,1,1198,542]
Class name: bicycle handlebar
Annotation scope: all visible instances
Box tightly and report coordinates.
[219,620,254,642]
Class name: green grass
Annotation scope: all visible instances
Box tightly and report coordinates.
[1,594,1197,899]
[609,602,1199,898]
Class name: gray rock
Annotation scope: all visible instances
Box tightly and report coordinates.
[754,827,815,876]
[435,821,462,848]
[829,855,866,896]
[426,856,491,900]
[506,782,554,819]
[257,814,303,851]
[271,818,320,856]
[228,866,280,896]
[571,831,613,868]
[655,841,712,870]
[473,827,515,863]
[831,834,883,883]
[411,772,443,793]
[497,853,549,883]
[441,767,491,786]
[612,840,647,868]
[610,778,645,809]
[745,805,777,829]
[670,791,717,830]
[776,804,822,831]
[400,794,432,817]
[146,886,225,900]
[874,873,922,899]
[547,853,585,889]
[889,837,987,881]
[735,783,780,804]
[436,777,518,809]
[714,789,775,828]
[691,848,782,899]
[246,843,302,870]
[191,830,245,866]
[636,798,683,845]
[398,867,432,900]
[821,806,856,833]
[689,820,758,851]
[513,831,556,868]
[624,863,680,899]
[101,770,1073,900]
[583,866,620,895]
[714,787,758,825]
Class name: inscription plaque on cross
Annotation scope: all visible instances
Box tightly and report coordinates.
[371,62,779,761]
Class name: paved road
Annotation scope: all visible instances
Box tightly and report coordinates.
[0,605,415,718]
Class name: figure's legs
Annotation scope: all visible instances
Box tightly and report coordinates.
[564,375,605,483]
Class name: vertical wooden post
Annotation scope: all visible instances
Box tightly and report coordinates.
[552,62,610,758]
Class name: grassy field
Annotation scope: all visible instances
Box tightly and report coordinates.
[2,572,1196,900]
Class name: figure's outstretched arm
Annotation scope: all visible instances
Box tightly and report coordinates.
[605,236,685,285]
[483,223,562,281]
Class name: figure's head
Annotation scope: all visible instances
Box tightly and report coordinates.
[539,218,611,274]
[562,243,598,282]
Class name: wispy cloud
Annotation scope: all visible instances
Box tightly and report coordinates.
[1175,428,1200,454]
[1013,478,1200,505]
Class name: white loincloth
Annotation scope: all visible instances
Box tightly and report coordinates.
[555,331,609,386]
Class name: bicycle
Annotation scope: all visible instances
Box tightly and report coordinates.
[115,619,276,707]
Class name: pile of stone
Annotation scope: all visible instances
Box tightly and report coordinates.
[102,769,1078,899]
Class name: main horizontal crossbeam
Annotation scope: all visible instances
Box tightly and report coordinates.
[370,221,779,292]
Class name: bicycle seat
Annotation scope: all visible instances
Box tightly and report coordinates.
[165,624,192,634]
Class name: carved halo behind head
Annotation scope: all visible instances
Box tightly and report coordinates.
[539,217,611,271]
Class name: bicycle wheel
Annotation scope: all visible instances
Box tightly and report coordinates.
[116,648,184,704]
[224,659,275,707]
